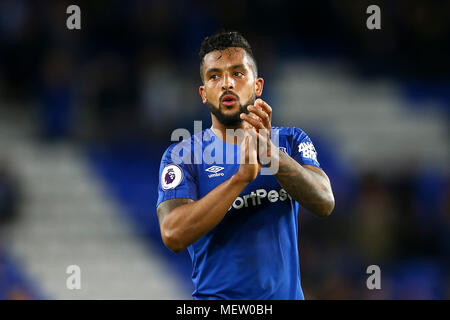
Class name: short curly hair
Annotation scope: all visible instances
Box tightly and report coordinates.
[199,30,258,82]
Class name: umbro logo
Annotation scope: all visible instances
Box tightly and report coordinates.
[205,166,224,173]
[205,166,225,178]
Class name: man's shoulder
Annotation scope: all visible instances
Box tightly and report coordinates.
[160,129,211,165]
[162,129,210,154]
[271,126,307,138]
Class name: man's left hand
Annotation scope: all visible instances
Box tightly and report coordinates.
[240,99,276,166]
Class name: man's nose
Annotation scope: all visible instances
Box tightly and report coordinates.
[221,73,234,90]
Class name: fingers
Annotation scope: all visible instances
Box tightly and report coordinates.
[240,99,272,131]
[249,101,271,127]
[242,117,270,142]
[240,135,248,164]
[240,112,265,130]
[244,135,250,163]
[247,128,259,164]
[255,99,272,120]
[241,114,270,164]
[240,129,258,165]
[255,130,272,165]
[247,105,270,129]
[241,118,253,131]
[240,128,272,166]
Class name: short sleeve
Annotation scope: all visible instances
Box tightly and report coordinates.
[156,143,199,208]
[290,128,321,168]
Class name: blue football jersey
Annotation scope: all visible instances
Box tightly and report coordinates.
[156,126,321,300]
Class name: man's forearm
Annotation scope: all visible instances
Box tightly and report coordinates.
[162,174,249,251]
[273,151,334,217]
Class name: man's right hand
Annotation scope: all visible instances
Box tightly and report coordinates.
[234,128,261,183]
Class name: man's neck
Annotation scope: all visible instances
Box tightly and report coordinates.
[210,116,244,145]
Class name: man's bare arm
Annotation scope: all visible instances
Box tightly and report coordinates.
[156,175,249,253]
[275,152,335,217]
[241,99,334,217]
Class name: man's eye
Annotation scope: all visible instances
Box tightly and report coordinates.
[234,71,244,77]
[210,74,219,80]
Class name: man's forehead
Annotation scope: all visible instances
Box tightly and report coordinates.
[203,47,252,70]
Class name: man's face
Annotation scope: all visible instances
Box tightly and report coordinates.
[199,47,263,127]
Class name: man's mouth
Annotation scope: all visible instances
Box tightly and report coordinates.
[221,94,238,107]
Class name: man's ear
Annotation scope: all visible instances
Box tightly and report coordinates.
[199,86,207,104]
[255,77,264,97]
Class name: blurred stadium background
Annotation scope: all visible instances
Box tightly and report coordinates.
[0,0,448,299]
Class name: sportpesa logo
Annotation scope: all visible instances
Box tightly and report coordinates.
[228,188,292,211]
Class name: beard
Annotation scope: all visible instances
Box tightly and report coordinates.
[207,93,256,127]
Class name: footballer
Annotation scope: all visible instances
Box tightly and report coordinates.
[156,30,335,300]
